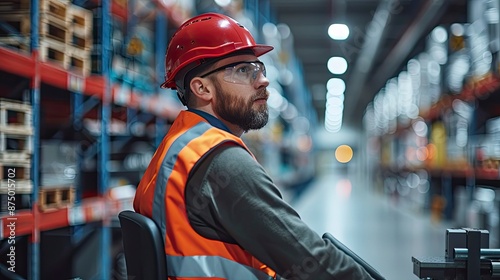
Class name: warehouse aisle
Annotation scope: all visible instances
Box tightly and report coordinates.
[286,171,453,280]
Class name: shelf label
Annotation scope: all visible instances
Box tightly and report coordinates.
[115,84,131,106]
[67,206,85,225]
[153,97,164,115]
[139,95,151,111]
[91,202,105,221]
[68,74,85,93]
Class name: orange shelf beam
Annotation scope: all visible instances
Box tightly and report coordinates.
[0,197,133,239]
[0,210,34,238]
[475,168,500,180]
[1,46,183,119]
[419,74,500,122]
[0,48,35,78]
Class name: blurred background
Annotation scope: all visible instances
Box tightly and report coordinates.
[0,0,499,279]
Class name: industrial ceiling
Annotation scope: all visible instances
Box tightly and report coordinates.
[269,0,468,131]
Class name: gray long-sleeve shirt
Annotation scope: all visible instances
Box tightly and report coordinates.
[185,142,375,280]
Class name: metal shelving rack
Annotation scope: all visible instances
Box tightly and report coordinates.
[30,1,40,278]
[0,0,182,279]
[368,0,500,244]
[98,0,111,278]
[0,0,318,278]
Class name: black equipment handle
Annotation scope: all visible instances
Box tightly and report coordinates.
[323,232,386,280]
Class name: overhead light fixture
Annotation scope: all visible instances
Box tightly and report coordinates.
[431,26,448,43]
[450,23,464,36]
[328,24,349,40]
[327,78,346,93]
[214,0,232,7]
[335,145,353,163]
[159,0,175,7]
[327,57,348,74]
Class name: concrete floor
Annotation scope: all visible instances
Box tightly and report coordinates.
[286,171,454,280]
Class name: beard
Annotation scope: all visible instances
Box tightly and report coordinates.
[213,80,269,132]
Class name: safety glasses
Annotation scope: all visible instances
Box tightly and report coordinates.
[200,60,267,85]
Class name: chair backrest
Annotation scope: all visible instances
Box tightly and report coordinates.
[118,210,167,279]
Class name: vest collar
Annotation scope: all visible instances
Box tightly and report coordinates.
[187,108,232,134]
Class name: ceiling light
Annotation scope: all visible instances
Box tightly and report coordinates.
[325,122,342,133]
[431,26,447,43]
[327,57,348,74]
[214,0,231,7]
[450,23,465,36]
[335,145,353,163]
[262,22,278,37]
[328,24,349,40]
[326,78,346,93]
[277,23,291,39]
[159,0,175,7]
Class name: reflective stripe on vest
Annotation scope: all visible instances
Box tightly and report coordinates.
[167,255,274,280]
[152,121,212,240]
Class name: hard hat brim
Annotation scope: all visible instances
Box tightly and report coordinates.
[160,44,274,89]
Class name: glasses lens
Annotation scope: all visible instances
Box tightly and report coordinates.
[223,62,266,85]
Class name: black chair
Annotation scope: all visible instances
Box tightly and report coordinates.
[118,210,167,280]
[323,232,386,280]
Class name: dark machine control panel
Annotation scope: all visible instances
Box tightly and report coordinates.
[412,228,500,279]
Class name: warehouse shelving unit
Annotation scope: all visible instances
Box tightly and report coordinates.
[366,0,500,246]
[0,0,318,278]
[0,0,183,279]
[0,0,316,280]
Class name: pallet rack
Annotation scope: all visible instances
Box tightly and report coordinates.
[0,0,181,279]
[366,0,500,245]
[0,0,317,278]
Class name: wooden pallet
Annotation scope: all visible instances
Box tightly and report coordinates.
[40,17,69,44]
[0,0,69,14]
[0,12,31,35]
[0,36,30,52]
[0,151,30,161]
[40,0,69,23]
[0,9,67,37]
[0,159,30,181]
[68,4,92,39]
[0,99,32,134]
[0,125,33,136]
[0,12,31,51]
[0,0,30,13]
[0,12,67,39]
[481,158,500,170]
[68,46,91,76]
[0,179,32,194]
[0,12,67,56]
[39,186,75,211]
[0,131,33,160]
[69,31,92,50]
[39,37,69,69]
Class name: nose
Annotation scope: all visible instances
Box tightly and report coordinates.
[254,70,269,88]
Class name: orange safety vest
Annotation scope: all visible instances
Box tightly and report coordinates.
[134,110,277,280]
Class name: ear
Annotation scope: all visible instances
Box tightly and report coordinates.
[189,77,213,102]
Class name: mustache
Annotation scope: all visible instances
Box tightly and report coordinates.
[253,89,269,101]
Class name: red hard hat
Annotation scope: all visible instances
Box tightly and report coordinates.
[160,13,274,89]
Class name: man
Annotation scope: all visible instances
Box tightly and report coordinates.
[134,12,375,279]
